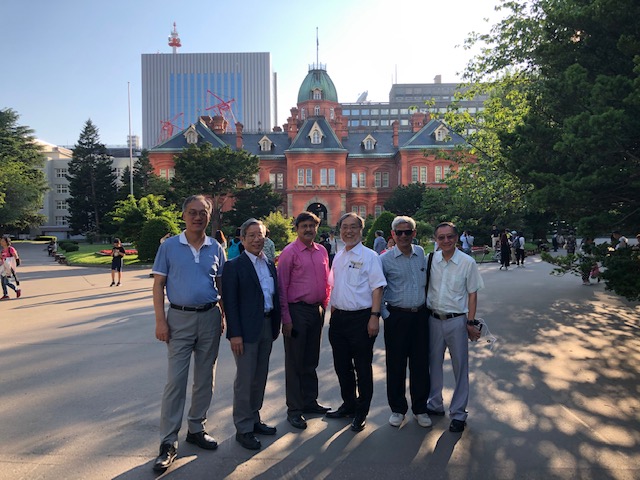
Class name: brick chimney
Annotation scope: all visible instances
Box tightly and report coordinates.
[235,122,244,150]
[392,120,399,147]
[411,112,429,132]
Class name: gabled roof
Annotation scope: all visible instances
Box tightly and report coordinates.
[287,117,346,152]
[151,119,227,152]
[401,119,468,150]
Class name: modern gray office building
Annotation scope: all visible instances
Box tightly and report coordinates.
[141,52,273,148]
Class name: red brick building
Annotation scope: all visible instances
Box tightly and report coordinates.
[149,65,471,226]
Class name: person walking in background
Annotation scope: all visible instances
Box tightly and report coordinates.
[263,229,276,263]
[325,213,386,433]
[277,212,331,431]
[460,230,474,256]
[227,229,244,260]
[580,237,597,285]
[327,230,343,267]
[514,232,526,266]
[214,230,227,251]
[426,222,484,433]
[1,236,21,299]
[110,238,126,287]
[499,230,511,270]
[381,237,395,254]
[222,218,281,451]
[151,195,226,472]
[490,225,500,250]
[380,216,431,429]
[612,231,629,249]
[373,230,386,255]
[565,231,577,255]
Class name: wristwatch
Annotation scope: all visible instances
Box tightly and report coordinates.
[370,311,381,317]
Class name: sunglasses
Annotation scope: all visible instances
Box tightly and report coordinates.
[394,229,414,236]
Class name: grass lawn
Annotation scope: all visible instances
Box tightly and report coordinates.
[63,243,145,267]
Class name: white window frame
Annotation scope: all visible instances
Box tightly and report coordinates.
[306,168,312,185]
[411,166,418,183]
[328,168,335,186]
[55,184,68,194]
[298,168,305,186]
[420,166,427,183]
[276,173,284,189]
[55,168,67,178]
[382,172,389,187]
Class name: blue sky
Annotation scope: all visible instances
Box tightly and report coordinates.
[1,0,500,147]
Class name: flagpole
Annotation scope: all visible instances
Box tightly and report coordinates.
[128,82,134,197]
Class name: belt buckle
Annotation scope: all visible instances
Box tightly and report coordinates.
[436,311,447,320]
[410,307,419,313]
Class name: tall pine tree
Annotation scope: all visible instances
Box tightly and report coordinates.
[117,149,171,201]
[0,108,48,231]
[67,120,117,235]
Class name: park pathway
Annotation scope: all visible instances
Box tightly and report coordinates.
[0,242,638,479]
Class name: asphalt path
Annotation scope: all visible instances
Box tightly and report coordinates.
[0,243,638,480]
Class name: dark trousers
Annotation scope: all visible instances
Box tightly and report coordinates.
[515,248,525,264]
[329,309,375,416]
[384,309,430,415]
[284,303,324,415]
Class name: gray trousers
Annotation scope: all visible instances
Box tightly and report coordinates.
[427,314,469,421]
[284,303,323,415]
[233,316,274,434]
[159,306,222,447]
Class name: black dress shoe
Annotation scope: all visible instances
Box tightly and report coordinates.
[449,419,467,433]
[253,421,277,435]
[236,432,261,450]
[326,405,355,418]
[303,403,331,414]
[426,408,446,416]
[186,430,218,450]
[152,443,177,472]
[351,413,367,432]
[287,414,308,429]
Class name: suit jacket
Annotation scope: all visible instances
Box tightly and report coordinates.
[222,251,281,343]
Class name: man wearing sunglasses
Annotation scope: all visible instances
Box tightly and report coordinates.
[426,222,484,433]
[380,216,431,429]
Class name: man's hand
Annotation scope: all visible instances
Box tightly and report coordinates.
[282,323,293,337]
[230,336,244,355]
[367,316,380,337]
[155,318,170,343]
[467,323,481,341]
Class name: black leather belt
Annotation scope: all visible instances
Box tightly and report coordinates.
[427,309,465,320]
[264,311,272,318]
[387,304,426,313]
[290,301,322,307]
[170,302,217,312]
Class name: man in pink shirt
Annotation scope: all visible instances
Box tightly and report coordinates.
[277,211,331,430]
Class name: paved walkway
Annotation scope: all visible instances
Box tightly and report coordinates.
[1,243,638,480]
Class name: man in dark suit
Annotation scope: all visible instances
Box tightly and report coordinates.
[222,218,281,450]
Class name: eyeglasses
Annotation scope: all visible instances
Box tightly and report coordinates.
[436,234,457,242]
[186,210,210,218]
[394,229,414,236]
[340,224,362,231]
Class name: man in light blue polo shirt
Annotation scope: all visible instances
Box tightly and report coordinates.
[151,194,226,473]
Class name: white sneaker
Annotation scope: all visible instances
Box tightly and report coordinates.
[415,413,432,428]
[388,412,404,427]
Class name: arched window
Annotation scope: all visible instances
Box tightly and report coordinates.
[312,131,321,144]
[313,89,322,100]
[301,108,306,120]
[314,105,320,116]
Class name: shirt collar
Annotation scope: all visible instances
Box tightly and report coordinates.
[393,245,416,258]
[293,238,319,252]
[436,248,462,264]
[178,231,213,246]
[245,249,266,265]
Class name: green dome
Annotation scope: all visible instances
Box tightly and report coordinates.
[297,64,338,103]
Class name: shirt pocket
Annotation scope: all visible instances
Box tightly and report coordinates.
[347,264,365,286]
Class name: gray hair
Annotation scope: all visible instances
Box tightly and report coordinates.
[391,216,416,231]
[182,194,212,214]
[240,218,266,238]
[337,212,364,230]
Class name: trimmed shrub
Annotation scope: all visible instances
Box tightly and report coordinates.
[35,235,58,242]
[363,211,396,248]
[61,243,79,252]
[137,217,180,262]
[262,211,296,250]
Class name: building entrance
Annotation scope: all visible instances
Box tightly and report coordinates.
[307,202,328,225]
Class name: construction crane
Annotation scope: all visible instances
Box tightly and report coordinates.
[205,90,238,132]
[157,112,183,144]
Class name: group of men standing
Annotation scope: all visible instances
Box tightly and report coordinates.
[150,194,483,473]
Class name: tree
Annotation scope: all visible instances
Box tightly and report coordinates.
[171,144,260,232]
[384,183,426,217]
[262,211,295,250]
[0,108,48,231]
[224,183,283,229]
[137,217,181,262]
[67,120,118,235]
[363,211,396,248]
[118,150,172,201]
[464,0,640,234]
[107,194,181,243]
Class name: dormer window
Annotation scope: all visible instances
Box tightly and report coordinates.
[434,125,449,142]
[259,135,273,152]
[313,88,322,100]
[314,105,320,116]
[362,134,377,151]
[308,121,324,145]
[184,124,199,144]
